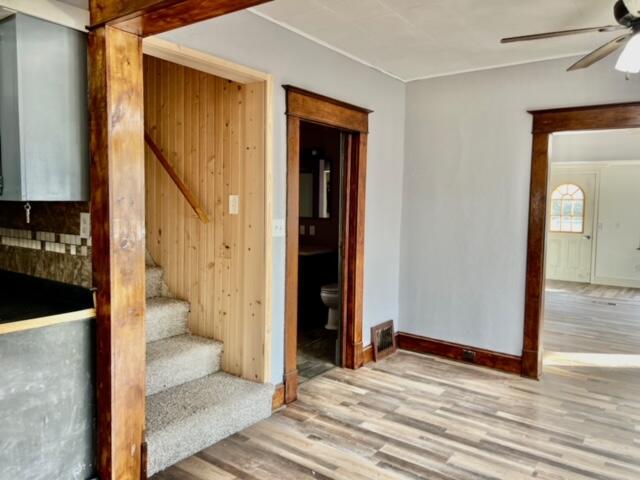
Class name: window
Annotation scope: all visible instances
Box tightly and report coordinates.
[550,184,585,233]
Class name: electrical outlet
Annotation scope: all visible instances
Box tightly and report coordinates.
[309,225,316,236]
[229,195,239,215]
[273,219,285,238]
[300,225,306,235]
[80,213,91,239]
[462,350,476,362]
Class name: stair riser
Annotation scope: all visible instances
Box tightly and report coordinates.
[146,268,165,299]
[147,348,222,396]
[147,394,272,475]
[146,306,189,343]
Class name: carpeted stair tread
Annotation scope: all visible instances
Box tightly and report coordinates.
[146,297,189,343]
[147,335,223,395]
[146,265,166,299]
[146,372,274,475]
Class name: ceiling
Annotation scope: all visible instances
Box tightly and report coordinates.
[58,0,623,82]
[252,0,620,81]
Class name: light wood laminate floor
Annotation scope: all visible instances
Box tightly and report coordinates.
[153,283,640,480]
[544,281,640,354]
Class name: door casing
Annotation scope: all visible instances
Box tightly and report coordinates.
[284,86,372,404]
[523,102,640,380]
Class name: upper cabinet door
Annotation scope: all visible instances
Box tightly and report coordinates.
[0,14,89,202]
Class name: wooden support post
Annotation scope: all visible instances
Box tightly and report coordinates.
[88,2,272,478]
[89,25,146,480]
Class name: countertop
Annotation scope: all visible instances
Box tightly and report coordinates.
[0,270,94,325]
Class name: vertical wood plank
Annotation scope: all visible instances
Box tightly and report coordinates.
[143,55,269,382]
[90,26,146,480]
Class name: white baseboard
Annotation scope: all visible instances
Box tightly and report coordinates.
[592,276,640,289]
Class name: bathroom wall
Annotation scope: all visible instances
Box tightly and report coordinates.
[299,121,342,251]
[0,202,92,287]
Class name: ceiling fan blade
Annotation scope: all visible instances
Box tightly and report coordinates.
[567,33,634,70]
[501,25,626,43]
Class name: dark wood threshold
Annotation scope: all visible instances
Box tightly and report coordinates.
[397,332,522,375]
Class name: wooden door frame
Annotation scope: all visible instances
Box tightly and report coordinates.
[284,86,372,404]
[522,101,640,380]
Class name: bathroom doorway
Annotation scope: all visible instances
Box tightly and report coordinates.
[297,121,346,383]
[283,86,371,404]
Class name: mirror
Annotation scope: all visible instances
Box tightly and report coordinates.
[300,148,332,219]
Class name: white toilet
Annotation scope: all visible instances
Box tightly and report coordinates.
[320,283,340,330]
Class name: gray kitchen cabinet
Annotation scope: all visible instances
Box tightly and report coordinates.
[0,13,88,201]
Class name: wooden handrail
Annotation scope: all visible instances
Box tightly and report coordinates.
[144,131,210,223]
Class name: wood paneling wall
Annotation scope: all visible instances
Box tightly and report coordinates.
[144,55,269,382]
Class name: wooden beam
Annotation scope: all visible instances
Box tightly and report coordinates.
[89,0,272,37]
[89,25,146,479]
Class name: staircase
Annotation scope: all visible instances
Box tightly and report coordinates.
[145,256,274,476]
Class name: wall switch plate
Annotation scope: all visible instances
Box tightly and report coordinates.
[309,225,316,236]
[273,219,285,237]
[229,195,239,215]
[80,213,91,239]
[300,225,306,235]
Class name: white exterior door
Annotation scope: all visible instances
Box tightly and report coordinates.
[546,172,596,283]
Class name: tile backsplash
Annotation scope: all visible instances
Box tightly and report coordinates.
[0,227,91,256]
[0,202,92,287]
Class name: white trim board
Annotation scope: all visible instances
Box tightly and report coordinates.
[143,37,270,84]
[553,159,640,168]
[0,0,88,31]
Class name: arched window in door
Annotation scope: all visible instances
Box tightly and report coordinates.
[550,183,585,233]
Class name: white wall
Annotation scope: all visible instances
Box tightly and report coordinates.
[159,11,406,383]
[595,165,640,287]
[552,129,640,163]
[402,55,640,356]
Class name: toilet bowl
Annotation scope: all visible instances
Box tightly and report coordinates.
[320,283,340,330]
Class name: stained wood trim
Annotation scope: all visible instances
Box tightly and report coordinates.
[284,115,300,404]
[284,87,371,404]
[398,332,522,375]
[272,384,285,411]
[362,344,374,365]
[522,102,640,379]
[284,86,371,133]
[342,133,367,369]
[145,131,210,223]
[522,133,550,379]
[0,309,96,336]
[530,102,640,133]
[89,25,147,479]
[89,0,272,37]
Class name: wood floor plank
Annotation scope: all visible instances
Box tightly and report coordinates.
[152,285,640,480]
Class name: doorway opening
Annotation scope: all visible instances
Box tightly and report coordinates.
[297,121,347,383]
[523,104,640,379]
[542,129,640,370]
[284,86,371,404]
